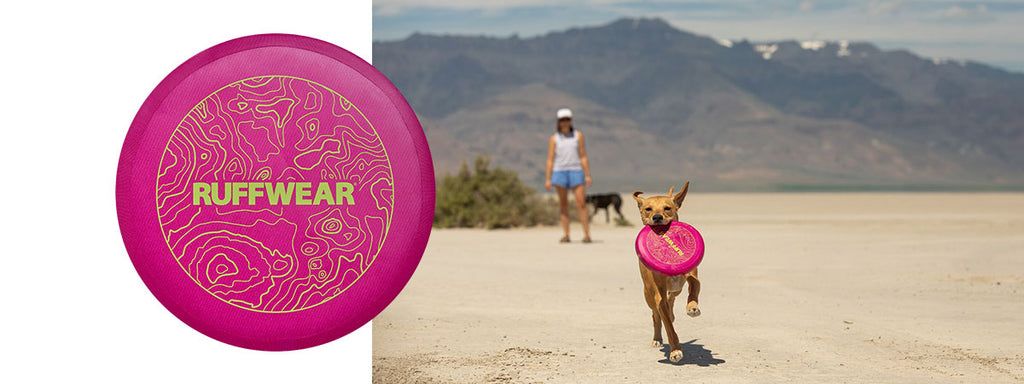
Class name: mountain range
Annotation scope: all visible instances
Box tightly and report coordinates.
[373,17,1024,191]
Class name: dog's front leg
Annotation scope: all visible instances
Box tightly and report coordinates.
[686,269,701,317]
[657,289,683,362]
[643,284,663,347]
[651,309,663,347]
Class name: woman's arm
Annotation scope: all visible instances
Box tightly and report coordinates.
[577,131,592,187]
[545,135,556,190]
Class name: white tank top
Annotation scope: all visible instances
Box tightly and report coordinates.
[552,131,583,171]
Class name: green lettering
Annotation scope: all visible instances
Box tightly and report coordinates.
[231,182,247,205]
[194,181,355,205]
[313,182,335,205]
[265,182,294,205]
[193,182,211,205]
[335,182,354,205]
[247,183,264,205]
[295,182,312,205]
[212,182,231,205]
[663,235,684,256]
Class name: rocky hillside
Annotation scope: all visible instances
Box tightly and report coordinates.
[374,18,1024,191]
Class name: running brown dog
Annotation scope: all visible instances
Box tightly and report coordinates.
[632,182,701,363]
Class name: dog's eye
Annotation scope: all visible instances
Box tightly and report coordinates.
[664,207,672,211]
[644,207,652,211]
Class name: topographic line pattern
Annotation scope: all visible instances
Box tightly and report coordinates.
[645,226,698,265]
[155,76,394,313]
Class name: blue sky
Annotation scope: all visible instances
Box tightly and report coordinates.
[374,0,1024,72]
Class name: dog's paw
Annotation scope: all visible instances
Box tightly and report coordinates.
[651,339,662,348]
[686,301,701,318]
[669,349,683,363]
[687,307,701,318]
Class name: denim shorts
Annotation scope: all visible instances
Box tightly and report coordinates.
[551,170,585,188]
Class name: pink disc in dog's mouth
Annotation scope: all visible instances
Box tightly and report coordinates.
[116,34,433,350]
[636,221,704,276]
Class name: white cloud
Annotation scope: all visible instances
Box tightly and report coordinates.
[799,1,815,12]
[867,0,908,15]
[653,3,1021,43]
[374,0,633,13]
[938,4,991,22]
[374,4,404,16]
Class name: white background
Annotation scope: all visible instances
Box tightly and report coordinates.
[1,1,373,382]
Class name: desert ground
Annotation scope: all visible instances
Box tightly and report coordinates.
[373,193,1024,383]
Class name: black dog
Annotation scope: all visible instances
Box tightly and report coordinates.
[585,193,625,223]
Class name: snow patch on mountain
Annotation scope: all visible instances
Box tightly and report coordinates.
[755,44,779,60]
[837,40,851,57]
[801,40,827,51]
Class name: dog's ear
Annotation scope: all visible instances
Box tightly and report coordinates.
[668,185,675,197]
[673,181,689,207]
[632,191,644,206]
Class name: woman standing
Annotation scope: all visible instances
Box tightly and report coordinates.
[545,108,593,243]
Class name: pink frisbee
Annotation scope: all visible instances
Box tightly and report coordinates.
[636,221,704,276]
[116,34,434,350]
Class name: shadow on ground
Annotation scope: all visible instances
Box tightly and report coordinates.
[658,339,726,366]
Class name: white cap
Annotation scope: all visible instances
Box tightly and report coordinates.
[556,108,573,119]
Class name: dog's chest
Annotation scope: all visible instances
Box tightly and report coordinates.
[668,275,684,293]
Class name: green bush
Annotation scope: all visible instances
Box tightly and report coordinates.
[435,155,557,229]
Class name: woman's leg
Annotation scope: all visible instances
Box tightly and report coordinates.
[572,185,591,242]
[555,186,570,241]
